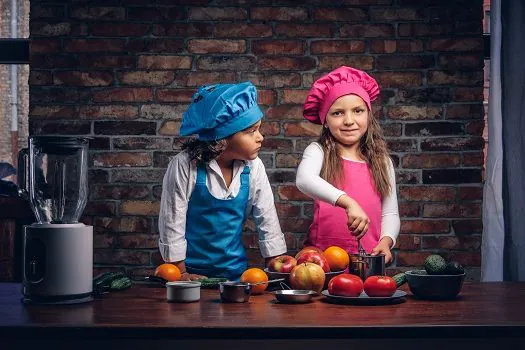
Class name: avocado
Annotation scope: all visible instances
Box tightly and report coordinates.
[444,261,465,275]
[424,254,447,275]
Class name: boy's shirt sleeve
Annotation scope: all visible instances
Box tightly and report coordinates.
[158,154,191,262]
[250,158,287,258]
[380,157,400,247]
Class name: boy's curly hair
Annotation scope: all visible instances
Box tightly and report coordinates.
[180,137,228,163]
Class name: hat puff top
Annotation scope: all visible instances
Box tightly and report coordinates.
[303,66,380,125]
[180,82,263,141]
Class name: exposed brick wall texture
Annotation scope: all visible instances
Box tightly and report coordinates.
[29,0,484,280]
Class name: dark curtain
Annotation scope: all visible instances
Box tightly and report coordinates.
[501,0,525,281]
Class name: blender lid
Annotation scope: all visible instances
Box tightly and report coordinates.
[31,135,92,149]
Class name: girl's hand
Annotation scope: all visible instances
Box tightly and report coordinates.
[371,237,394,265]
[180,272,207,281]
[345,198,370,239]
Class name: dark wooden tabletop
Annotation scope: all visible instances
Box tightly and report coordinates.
[1,281,525,342]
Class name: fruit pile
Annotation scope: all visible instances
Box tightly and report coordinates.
[328,274,397,297]
[423,254,465,275]
[267,246,350,293]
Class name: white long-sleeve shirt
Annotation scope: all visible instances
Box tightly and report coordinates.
[158,150,287,262]
[296,142,400,247]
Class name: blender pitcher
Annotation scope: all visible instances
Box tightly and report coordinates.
[19,136,93,304]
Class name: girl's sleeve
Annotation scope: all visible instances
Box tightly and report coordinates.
[296,142,346,205]
[380,158,401,247]
[250,158,287,258]
[158,155,190,262]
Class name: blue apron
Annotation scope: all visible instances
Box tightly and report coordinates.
[185,164,249,280]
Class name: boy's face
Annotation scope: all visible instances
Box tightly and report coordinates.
[325,94,369,147]
[223,121,264,161]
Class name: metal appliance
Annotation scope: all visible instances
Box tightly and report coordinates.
[18,136,93,304]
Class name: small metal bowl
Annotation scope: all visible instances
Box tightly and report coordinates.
[219,281,252,303]
[273,289,317,304]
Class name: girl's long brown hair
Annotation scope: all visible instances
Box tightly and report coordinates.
[319,111,392,198]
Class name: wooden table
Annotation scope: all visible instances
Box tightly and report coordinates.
[1,282,524,350]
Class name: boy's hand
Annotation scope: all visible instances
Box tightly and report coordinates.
[371,237,394,265]
[180,272,207,281]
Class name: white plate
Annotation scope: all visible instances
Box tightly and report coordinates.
[321,289,407,305]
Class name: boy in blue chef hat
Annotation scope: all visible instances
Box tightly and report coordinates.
[158,82,287,281]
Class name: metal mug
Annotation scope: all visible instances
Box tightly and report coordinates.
[349,254,385,280]
[219,281,252,303]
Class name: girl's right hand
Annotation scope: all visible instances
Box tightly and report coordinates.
[345,198,370,239]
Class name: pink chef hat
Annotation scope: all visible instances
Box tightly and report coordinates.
[303,66,380,125]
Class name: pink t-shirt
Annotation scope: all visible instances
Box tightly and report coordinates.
[305,158,381,255]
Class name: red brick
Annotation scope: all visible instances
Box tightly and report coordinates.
[92,152,152,168]
[428,38,484,52]
[152,23,213,37]
[311,40,365,54]
[421,137,483,152]
[340,24,394,37]
[280,218,311,233]
[31,4,65,19]
[423,203,481,218]
[156,89,194,103]
[92,88,153,103]
[398,23,454,37]
[382,123,402,137]
[79,105,138,119]
[396,234,421,250]
[427,71,483,86]
[215,23,272,37]
[84,201,116,216]
[63,39,124,52]
[314,8,368,21]
[343,0,392,3]
[188,39,246,53]
[126,39,184,54]
[137,56,191,69]
[401,220,450,234]
[262,138,293,150]
[184,72,236,86]
[252,40,304,55]
[421,236,481,251]
[386,139,418,153]
[395,252,428,267]
[387,106,441,120]
[284,122,322,137]
[370,39,423,53]
[241,73,301,88]
[463,152,484,166]
[399,186,456,201]
[127,7,184,21]
[114,138,172,151]
[118,234,158,249]
[31,22,71,36]
[53,71,113,86]
[258,57,316,71]
[93,233,115,249]
[452,219,482,234]
[91,185,150,200]
[91,23,149,36]
[260,122,280,136]
[30,39,60,53]
[376,55,435,70]
[371,7,424,21]
[458,186,483,201]
[120,201,161,216]
[439,54,483,70]
[399,202,420,217]
[446,104,483,120]
[29,71,52,85]
[30,105,76,119]
[275,23,332,37]
[158,121,180,136]
[276,153,301,168]
[118,71,174,86]
[111,169,165,183]
[252,7,307,21]
[402,154,460,169]
[281,90,308,104]
[396,171,421,184]
[94,217,149,233]
[94,250,150,265]
[454,87,483,102]
[374,72,422,88]
[188,7,247,20]
[197,56,256,71]
[70,6,125,20]
[77,55,135,68]
[265,105,303,120]
[275,203,301,217]
[443,252,481,267]
[257,89,276,106]
[318,56,374,71]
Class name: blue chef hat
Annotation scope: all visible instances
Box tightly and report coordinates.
[180,82,263,141]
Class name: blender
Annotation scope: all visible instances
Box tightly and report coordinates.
[18,136,93,304]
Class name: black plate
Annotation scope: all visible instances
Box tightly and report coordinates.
[321,290,407,305]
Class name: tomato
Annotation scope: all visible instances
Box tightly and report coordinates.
[327,273,363,297]
[363,276,397,297]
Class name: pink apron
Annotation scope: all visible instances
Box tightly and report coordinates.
[305,159,382,255]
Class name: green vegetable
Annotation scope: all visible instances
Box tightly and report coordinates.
[443,261,465,275]
[199,277,228,289]
[392,272,407,287]
[93,272,126,289]
[110,277,133,291]
[424,254,447,275]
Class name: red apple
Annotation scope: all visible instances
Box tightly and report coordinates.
[289,263,326,293]
[268,255,297,273]
[328,273,364,297]
[296,251,330,273]
[295,246,324,260]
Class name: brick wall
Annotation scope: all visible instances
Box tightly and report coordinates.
[0,0,30,167]
[29,0,484,280]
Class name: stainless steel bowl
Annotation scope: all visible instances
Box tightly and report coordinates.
[219,281,252,303]
[273,289,317,304]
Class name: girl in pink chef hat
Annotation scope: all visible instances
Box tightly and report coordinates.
[296,66,400,264]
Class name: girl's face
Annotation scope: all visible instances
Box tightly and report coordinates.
[222,120,264,161]
[325,94,369,147]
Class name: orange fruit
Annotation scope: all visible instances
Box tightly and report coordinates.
[154,263,181,282]
[324,246,350,271]
[240,267,268,294]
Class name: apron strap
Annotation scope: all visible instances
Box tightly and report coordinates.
[196,164,207,185]
[240,165,250,188]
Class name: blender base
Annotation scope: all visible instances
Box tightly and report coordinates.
[22,292,94,305]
